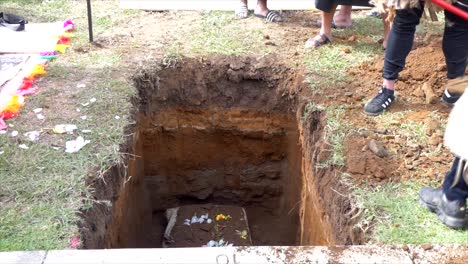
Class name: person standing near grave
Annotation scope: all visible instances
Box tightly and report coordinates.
[419,89,468,229]
[363,0,468,116]
[306,0,390,49]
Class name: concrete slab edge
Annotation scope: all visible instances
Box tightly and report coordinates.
[0,245,418,264]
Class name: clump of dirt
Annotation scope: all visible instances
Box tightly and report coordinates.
[79,56,363,249]
[346,136,399,184]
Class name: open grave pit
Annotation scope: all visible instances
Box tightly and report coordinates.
[79,56,361,249]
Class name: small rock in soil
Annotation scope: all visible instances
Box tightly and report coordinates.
[408,143,421,150]
[375,128,388,134]
[383,135,395,140]
[342,47,351,54]
[264,41,276,46]
[428,134,442,146]
[347,156,366,174]
[369,139,389,157]
[428,155,442,163]
[412,86,425,98]
[358,129,370,138]
[263,34,270,40]
[437,63,447,71]
[422,82,438,104]
[394,137,404,145]
[229,61,244,70]
[425,119,438,135]
[399,72,409,81]
[374,59,384,71]
[412,72,425,81]
[347,35,357,42]
[421,244,433,251]
[402,245,410,252]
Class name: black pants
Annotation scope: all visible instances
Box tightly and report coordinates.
[315,0,371,13]
[383,1,468,80]
[443,157,468,201]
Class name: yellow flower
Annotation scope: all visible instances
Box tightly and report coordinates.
[215,214,231,221]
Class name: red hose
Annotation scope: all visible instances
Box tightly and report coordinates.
[431,0,468,20]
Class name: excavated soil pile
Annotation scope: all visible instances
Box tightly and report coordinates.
[340,38,468,185]
[79,56,361,249]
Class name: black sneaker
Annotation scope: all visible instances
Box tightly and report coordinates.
[442,88,462,105]
[419,187,468,229]
[364,87,395,116]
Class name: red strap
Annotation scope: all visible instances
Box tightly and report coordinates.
[432,0,468,20]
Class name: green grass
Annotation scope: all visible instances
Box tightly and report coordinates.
[304,16,383,91]
[316,105,353,168]
[0,0,135,250]
[0,143,88,250]
[0,66,133,251]
[0,59,134,250]
[354,182,468,244]
[188,11,266,55]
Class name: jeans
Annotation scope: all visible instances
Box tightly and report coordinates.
[443,157,468,201]
[383,1,468,81]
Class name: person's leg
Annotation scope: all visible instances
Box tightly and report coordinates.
[382,6,424,90]
[419,157,468,229]
[334,5,352,28]
[235,0,249,19]
[441,2,468,104]
[364,5,424,115]
[255,0,268,16]
[305,6,337,49]
[320,7,336,39]
[443,3,468,80]
[443,158,468,201]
